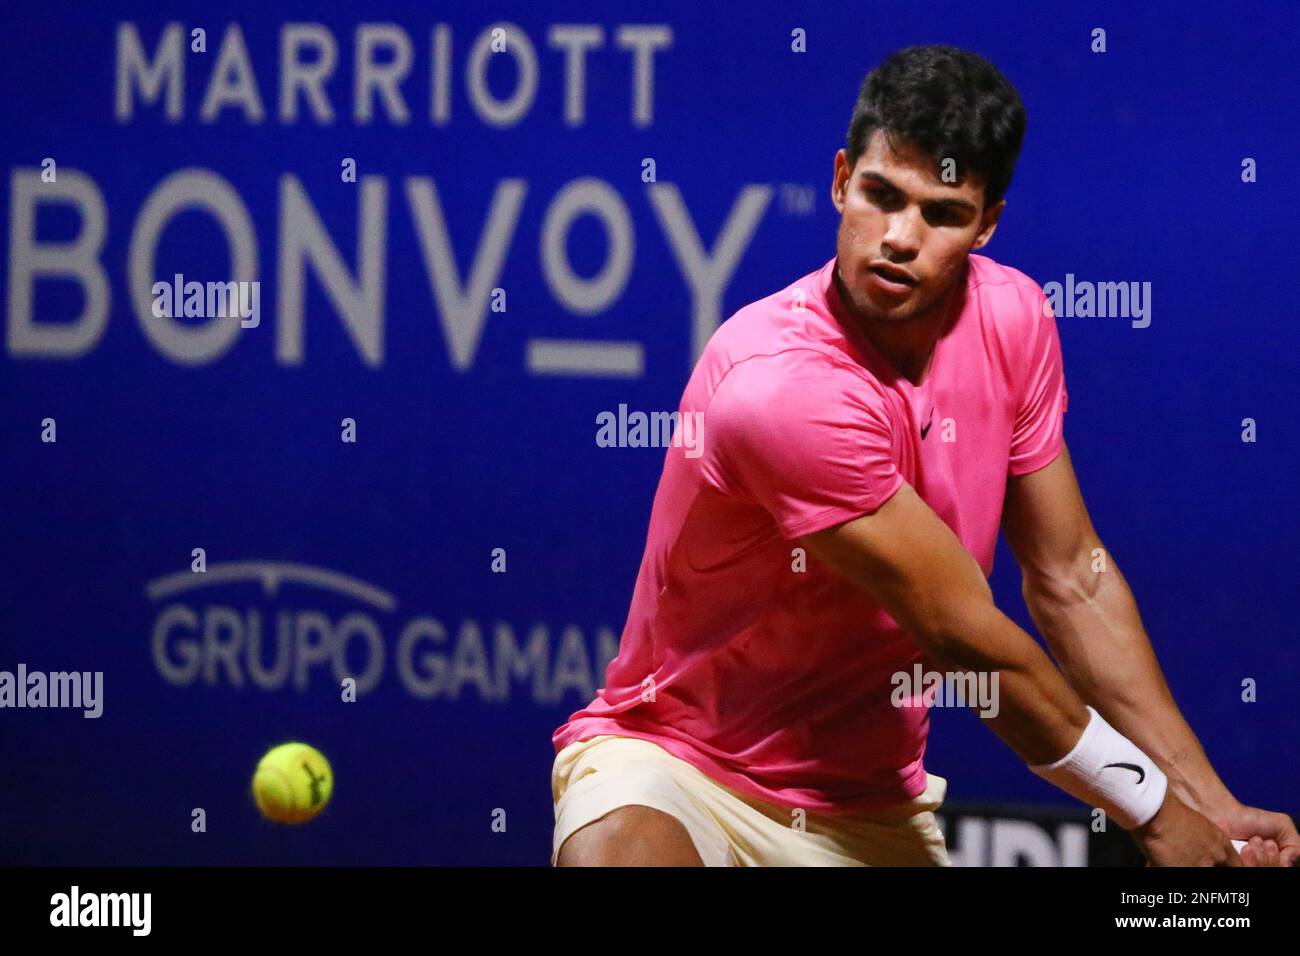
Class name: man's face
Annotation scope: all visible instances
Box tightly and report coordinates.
[832,130,1004,325]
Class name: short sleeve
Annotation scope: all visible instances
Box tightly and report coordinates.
[1008,285,1069,476]
[697,350,904,539]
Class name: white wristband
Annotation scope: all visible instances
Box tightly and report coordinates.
[1028,706,1168,829]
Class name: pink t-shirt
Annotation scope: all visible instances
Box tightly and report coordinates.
[553,254,1069,814]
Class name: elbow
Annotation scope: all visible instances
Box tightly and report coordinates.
[909,594,1001,668]
[905,559,998,663]
[1020,538,1108,610]
[1022,564,1102,614]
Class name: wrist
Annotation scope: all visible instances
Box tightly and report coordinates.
[1029,705,1169,830]
[1132,789,1177,839]
[1169,775,1238,825]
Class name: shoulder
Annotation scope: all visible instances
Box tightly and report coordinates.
[698,262,882,403]
[965,254,1060,371]
[701,348,895,469]
[967,253,1051,327]
[714,348,881,409]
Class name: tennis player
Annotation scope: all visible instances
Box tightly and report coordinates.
[551,44,1298,867]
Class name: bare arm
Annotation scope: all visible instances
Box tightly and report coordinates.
[1003,442,1298,865]
[1000,443,1236,818]
[800,467,1247,864]
[799,480,1090,765]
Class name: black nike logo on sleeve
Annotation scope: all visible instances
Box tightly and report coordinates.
[1102,762,1146,784]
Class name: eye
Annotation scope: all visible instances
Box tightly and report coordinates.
[864,186,899,207]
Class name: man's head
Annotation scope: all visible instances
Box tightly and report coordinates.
[832,45,1026,325]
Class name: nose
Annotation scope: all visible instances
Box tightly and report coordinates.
[882,207,922,260]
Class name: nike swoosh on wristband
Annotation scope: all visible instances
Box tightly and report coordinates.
[1102,761,1146,784]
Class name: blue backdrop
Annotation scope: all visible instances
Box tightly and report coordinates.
[2,0,1296,865]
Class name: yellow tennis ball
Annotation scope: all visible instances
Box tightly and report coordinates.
[252,742,333,824]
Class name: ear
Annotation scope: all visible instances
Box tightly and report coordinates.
[971,198,1005,250]
[832,149,851,214]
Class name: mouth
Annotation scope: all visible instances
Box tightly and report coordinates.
[867,263,918,293]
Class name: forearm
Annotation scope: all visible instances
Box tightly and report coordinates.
[1023,552,1237,821]
[922,599,1090,766]
[802,492,1090,766]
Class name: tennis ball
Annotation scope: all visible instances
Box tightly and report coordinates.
[252,742,333,824]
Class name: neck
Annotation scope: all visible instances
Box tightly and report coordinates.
[833,264,961,385]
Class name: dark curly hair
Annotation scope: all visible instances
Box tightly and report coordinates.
[845,45,1027,208]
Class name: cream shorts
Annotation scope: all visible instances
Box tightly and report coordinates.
[552,735,952,866]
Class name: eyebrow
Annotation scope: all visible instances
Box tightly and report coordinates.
[857,171,979,212]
